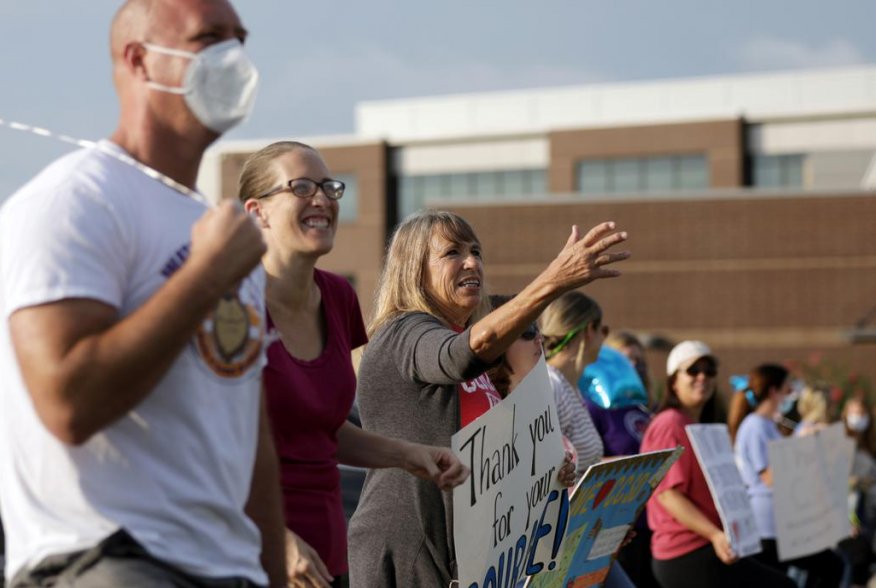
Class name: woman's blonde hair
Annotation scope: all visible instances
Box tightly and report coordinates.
[368,210,491,336]
[539,291,602,353]
[540,291,603,375]
[238,140,316,203]
[797,385,828,424]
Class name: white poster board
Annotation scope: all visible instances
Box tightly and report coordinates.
[686,424,761,557]
[769,423,854,561]
[452,355,567,588]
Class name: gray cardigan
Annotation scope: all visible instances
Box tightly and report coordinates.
[347,312,494,588]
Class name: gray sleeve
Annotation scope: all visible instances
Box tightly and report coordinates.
[381,312,494,385]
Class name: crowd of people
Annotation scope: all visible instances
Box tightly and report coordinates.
[0,1,871,588]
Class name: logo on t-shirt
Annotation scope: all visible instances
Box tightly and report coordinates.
[195,288,263,379]
[458,373,503,428]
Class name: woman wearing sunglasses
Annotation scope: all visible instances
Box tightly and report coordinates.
[538,291,606,473]
[348,210,628,587]
[239,142,469,588]
[542,291,663,587]
[730,364,844,588]
[484,295,545,398]
[485,293,600,474]
[641,342,795,588]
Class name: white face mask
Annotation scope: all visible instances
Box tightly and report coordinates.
[143,39,259,133]
[847,413,870,433]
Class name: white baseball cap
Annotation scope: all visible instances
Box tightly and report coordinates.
[666,340,715,376]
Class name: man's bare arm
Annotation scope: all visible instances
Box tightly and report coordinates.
[9,201,265,445]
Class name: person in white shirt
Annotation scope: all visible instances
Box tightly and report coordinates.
[0,1,286,586]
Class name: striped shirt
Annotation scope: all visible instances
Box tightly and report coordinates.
[547,364,604,472]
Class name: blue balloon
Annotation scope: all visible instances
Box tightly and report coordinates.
[729,374,749,392]
[578,346,648,409]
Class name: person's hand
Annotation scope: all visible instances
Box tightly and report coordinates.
[402,442,470,490]
[709,529,737,565]
[545,222,629,291]
[285,529,333,588]
[188,200,266,294]
[557,451,577,488]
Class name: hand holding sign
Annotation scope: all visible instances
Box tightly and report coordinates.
[558,452,577,487]
[709,529,737,564]
[401,442,470,491]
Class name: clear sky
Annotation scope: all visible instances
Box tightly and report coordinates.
[1,0,874,201]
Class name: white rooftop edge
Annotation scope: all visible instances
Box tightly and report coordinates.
[199,65,876,199]
[355,65,876,143]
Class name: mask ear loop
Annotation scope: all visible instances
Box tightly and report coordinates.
[744,388,758,408]
[141,43,196,95]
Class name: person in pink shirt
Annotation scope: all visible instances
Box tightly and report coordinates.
[239,142,469,588]
[641,341,794,588]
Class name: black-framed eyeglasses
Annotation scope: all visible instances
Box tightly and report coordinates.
[686,363,717,378]
[520,324,540,341]
[258,178,345,200]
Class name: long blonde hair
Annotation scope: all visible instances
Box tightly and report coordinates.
[368,210,491,336]
[797,385,828,424]
[540,291,603,375]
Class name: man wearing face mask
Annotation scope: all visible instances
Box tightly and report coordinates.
[0,1,286,587]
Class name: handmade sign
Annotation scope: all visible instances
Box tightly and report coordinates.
[769,422,854,560]
[452,355,568,588]
[526,447,683,588]
[686,424,761,557]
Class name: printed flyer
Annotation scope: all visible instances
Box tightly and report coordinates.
[686,424,761,557]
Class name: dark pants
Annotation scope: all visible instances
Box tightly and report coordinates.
[755,539,845,588]
[838,535,873,586]
[615,526,660,588]
[11,530,263,588]
[652,543,798,588]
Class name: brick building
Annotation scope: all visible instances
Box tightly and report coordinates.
[201,66,876,392]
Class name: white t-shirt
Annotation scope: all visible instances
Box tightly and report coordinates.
[0,141,268,584]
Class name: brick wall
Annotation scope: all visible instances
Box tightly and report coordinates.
[441,192,876,388]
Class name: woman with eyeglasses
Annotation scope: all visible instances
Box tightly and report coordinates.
[730,364,845,588]
[347,210,628,587]
[239,142,469,588]
[641,342,795,588]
